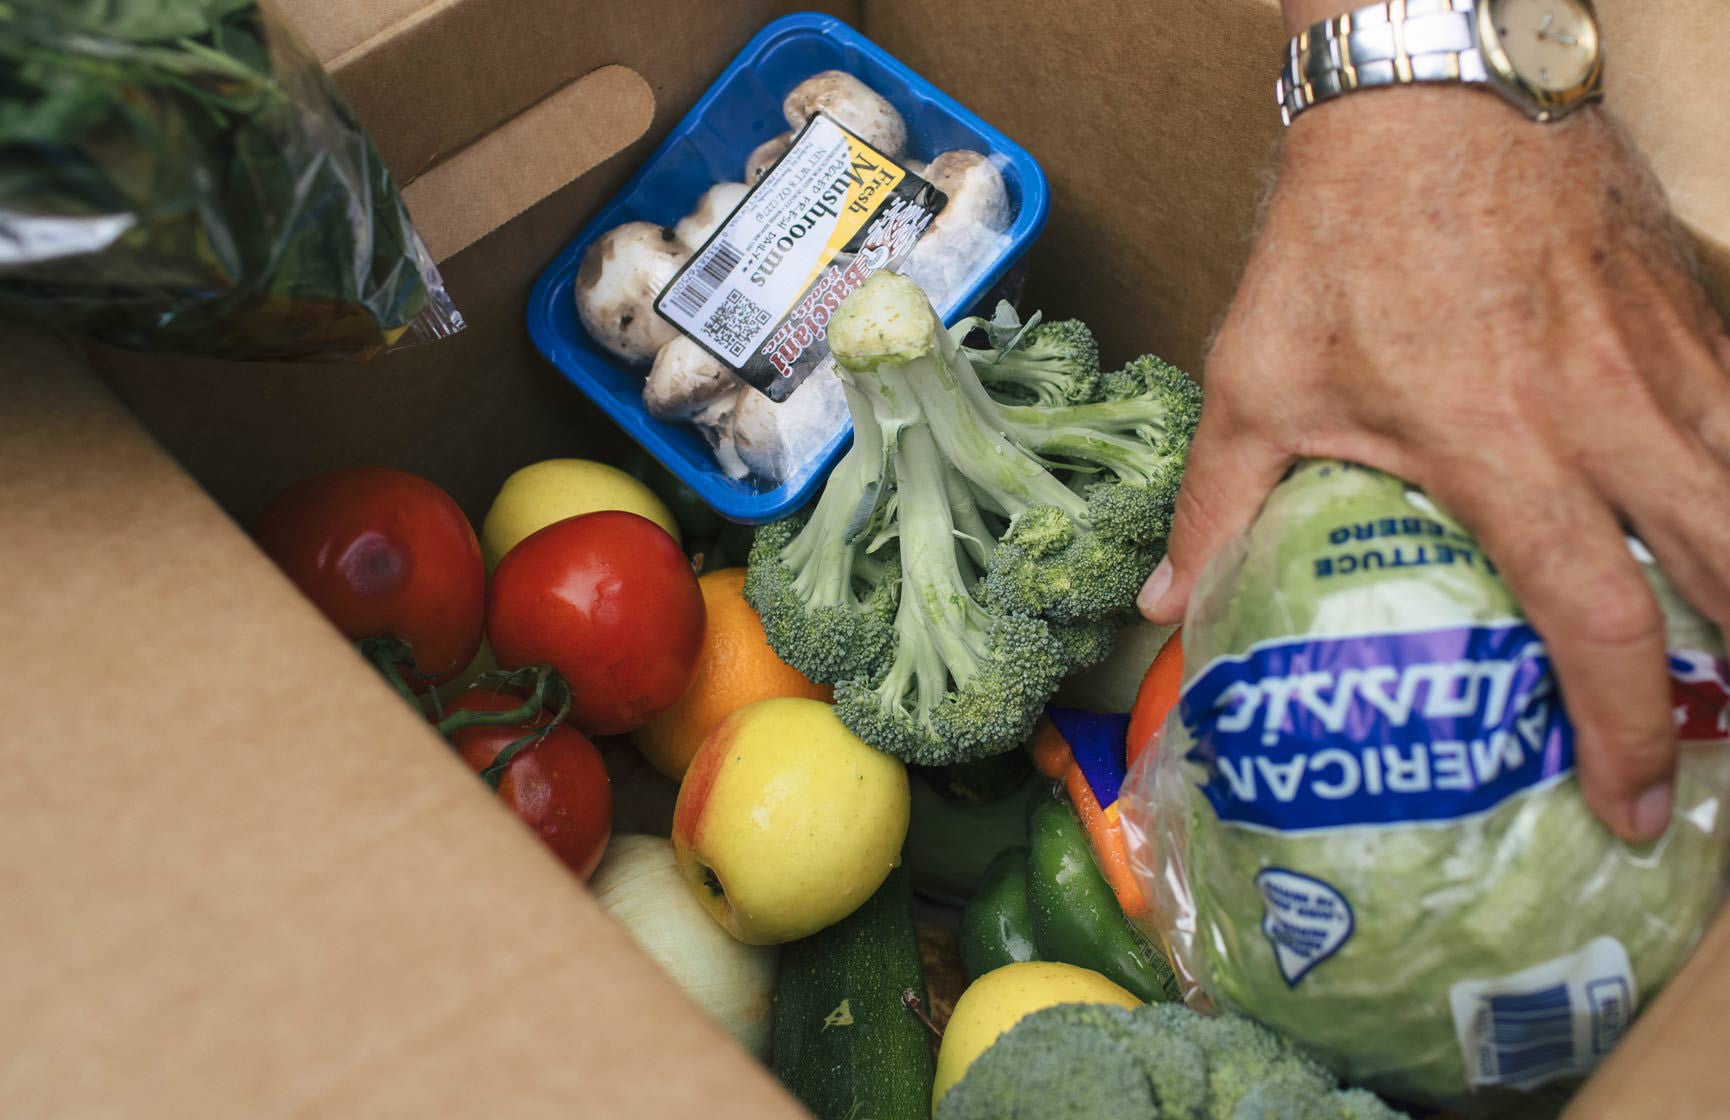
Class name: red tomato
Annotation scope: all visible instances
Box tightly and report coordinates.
[486,510,705,735]
[256,467,484,689]
[447,688,612,880]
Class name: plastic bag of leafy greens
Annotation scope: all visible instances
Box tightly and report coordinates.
[0,0,460,360]
[1119,459,1730,1116]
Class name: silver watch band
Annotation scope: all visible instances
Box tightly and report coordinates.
[1276,0,1487,127]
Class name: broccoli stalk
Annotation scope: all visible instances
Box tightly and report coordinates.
[743,404,898,684]
[746,271,1200,764]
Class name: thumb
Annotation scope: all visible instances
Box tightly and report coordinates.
[1139,419,1290,625]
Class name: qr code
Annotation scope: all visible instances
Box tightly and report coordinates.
[703,289,771,358]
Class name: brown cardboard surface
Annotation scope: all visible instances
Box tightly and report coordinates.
[10,0,1730,1114]
[400,64,655,262]
[0,328,804,1118]
[1563,907,1730,1117]
[278,0,855,188]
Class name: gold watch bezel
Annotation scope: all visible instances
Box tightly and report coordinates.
[1476,0,1605,121]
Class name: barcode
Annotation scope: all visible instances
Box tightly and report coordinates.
[1451,937,1634,1092]
[666,240,743,318]
[1483,984,1576,1084]
[702,289,772,358]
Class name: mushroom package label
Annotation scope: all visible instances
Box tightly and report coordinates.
[654,113,945,403]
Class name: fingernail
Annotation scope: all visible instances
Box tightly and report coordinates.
[1632,782,1674,841]
[1138,558,1173,616]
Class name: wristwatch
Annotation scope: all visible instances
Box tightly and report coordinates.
[1276,0,1604,126]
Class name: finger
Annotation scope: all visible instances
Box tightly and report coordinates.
[1584,410,1730,627]
[1428,459,1677,843]
[1139,408,1289,626]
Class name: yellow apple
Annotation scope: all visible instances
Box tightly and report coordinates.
[671,697,909,945]
[481,458,679,568]
[933,961,1142,1110]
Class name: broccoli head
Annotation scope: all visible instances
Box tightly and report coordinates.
[746,271,1201,764]
[936,1002,1408,1120]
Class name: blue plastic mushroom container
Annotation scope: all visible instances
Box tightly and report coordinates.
[526,11,1049,523]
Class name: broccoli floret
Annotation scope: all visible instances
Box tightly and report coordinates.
[936,1003,1408,1120]
[936,1003,1159,1120]
[1048,617,1122,671]
[747,271,1200,764]
[963,315,1104,407]
[743,449,898,684]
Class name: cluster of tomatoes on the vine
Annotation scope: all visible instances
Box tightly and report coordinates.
[255,467,706,880]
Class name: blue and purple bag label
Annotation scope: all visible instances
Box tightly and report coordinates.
[1182,622,1730,834]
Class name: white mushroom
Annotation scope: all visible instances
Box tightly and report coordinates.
[730,385,783,481]
[920,151,1011,238]
[691,391,748,480]
[901,156,927,177]
[900,151,1011,303]
[783,71,906,157]
[731,366,850,482]
[745,132,794,184]
[643,336,739,420]
[574,221,688,364]
[674,182,751,251]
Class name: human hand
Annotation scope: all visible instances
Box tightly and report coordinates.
[1138,88,1730,843]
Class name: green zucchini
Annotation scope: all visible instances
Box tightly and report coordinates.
[770,862,934,1120]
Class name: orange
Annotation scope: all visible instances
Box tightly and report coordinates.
[631,568,832,780]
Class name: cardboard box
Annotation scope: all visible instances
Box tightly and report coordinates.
[2,1,1726,1115]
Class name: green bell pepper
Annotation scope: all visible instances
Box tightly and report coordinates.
[958,847,1042,980]
[1026,789,1178,1002]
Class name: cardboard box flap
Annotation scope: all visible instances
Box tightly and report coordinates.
[292,0,856,189]
[1563,905,1730,1117]
[402,64,655,263]
[0,329,802,1119]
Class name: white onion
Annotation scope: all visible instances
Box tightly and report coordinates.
[589,835,777,1055]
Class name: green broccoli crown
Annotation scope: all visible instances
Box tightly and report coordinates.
[966,317,1104,408]
[831,614,1059,766]
[1047,617,1123,670]
[984,515,1154,625]
[743,498,898,685]
[1124,353,1205,447]
[1087,477,1179,548]
[936,1003,1160,1120]
[936,1002,1408,1120]
[747,272,1203,765]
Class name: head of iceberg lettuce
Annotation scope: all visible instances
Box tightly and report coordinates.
[1133,460,1730,1111]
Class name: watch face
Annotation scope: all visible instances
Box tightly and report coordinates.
[1486,0,1601,94]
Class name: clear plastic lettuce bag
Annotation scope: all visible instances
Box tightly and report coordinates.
[1119,460,1730,1114]
[0,0,460,360]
